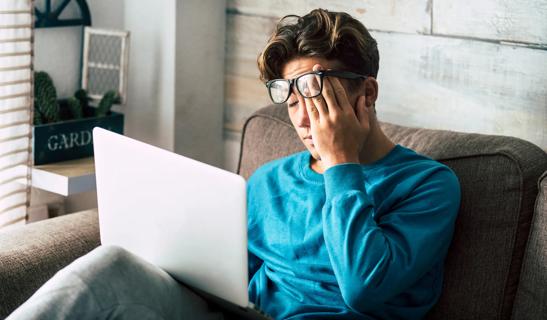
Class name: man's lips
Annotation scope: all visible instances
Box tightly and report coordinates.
[303,136,315,146]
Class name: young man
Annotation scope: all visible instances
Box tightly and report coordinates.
[246,9,460,319]
[8,9,460,320]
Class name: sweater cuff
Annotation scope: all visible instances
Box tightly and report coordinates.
[323,163,366,200]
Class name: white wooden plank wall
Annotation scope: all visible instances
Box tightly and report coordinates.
[223,0,547,172]
[433,0,547,46]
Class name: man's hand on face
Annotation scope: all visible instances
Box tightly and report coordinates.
[305,64,371,170]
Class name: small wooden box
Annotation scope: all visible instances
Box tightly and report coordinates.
[33,106,124,165]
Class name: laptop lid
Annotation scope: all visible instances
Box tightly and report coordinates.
[93,127,249,307]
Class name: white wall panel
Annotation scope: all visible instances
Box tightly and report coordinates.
[224,14,547,156]
[433,0,547,45]
[228,0,432,34]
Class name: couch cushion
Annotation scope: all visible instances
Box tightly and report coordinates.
[0,209,100,318]
[512,171,547,319]
[238,105,305,179]
[238,105,547,319]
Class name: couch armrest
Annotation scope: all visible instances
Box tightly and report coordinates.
[513,171,547,319]
[0,209,100,318]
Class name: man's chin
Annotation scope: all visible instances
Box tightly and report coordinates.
[298,137,320,159]
[306,146,321,160]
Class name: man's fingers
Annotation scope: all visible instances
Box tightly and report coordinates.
[304,95,321,122]
[320,77,341,115]
[312,95,330,117]
[309,64,330,116]
[307,91,328,119]
[311,64,342,115]
[329,77,351,112]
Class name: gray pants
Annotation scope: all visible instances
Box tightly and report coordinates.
[7,246,226,320]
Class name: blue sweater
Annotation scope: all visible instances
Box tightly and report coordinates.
[246,145,461,320]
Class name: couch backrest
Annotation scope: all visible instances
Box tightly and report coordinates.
[512,171,547,319]
[238,105,547,320]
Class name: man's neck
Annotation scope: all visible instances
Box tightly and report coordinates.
[358,123,396,165]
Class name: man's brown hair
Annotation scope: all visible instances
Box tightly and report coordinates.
[258,9,379,82]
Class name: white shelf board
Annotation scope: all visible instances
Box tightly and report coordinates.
[24,158,96,196]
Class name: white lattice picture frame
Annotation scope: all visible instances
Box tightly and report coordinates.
[81,27,130,104]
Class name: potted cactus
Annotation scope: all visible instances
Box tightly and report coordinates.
[33,71,124,165]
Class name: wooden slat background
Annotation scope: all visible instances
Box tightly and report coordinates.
[223,0,547,171]
[433,0,547,46]
[227,0,432,34]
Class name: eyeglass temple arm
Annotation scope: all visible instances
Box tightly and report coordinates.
[322,70,368,79]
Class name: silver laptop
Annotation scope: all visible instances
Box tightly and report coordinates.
[93,127,271,319]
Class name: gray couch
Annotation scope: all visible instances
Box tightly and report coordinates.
[1,105,546,319]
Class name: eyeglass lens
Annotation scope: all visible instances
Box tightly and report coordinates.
[269,81,290,104]
[296,73,322,98]
[269,73,323,103]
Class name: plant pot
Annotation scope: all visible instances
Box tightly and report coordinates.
[33,103,124,165]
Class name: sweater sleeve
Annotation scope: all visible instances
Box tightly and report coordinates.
[248,249,264,281]
[246,173,265,282]
[322,163,460,312]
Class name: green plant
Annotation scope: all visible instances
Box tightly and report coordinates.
[67,97,83,119]
[65,88,93,120]
[96,90,119,117]
[34,71,60,124]
[74,88,89,109]
[33,71,119,124]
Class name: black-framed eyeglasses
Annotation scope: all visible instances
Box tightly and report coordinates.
[265,70,368,104]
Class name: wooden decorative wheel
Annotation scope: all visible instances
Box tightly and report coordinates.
[35,0,91,28]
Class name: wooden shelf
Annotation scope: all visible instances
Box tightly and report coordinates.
[28,157,96,196]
